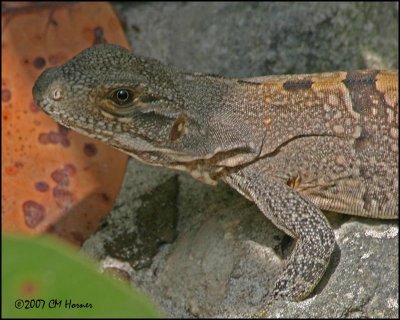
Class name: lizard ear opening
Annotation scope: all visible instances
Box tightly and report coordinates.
[169,114,186,142]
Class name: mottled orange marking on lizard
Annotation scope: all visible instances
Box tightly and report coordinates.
[375,70,398,109]
[263,116,272,126]
[310,71,347,89]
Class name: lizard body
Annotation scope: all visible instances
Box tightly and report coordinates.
[33,44,398,302]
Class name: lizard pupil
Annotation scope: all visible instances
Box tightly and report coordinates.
[116,89,129,102]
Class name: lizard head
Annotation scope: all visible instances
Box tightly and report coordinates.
[33,44,263,176]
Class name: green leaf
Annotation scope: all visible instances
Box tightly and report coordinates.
[2,233,161,318]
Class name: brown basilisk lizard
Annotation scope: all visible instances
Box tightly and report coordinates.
[33,44,398,305]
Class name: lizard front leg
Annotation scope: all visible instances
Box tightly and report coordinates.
[224,165,336,302]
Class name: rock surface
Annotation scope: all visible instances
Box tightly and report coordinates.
[82,2,398,318]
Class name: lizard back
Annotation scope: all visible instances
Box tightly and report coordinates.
[244,70,398,218]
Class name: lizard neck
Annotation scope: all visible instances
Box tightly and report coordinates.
[173,73,268,163]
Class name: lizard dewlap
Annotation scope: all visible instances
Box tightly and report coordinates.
[33,44,398,303]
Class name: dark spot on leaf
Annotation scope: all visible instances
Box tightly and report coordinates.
[100,193,110,202]
[64,164,77,176]
[30,101,40,113]
[20,280,39,298]
[93,26,107,44]
[48,131,62,144]
[5,165,18,176]
[60,137,71,147]
[15,161,23,168]
[2,89,11,102]
[35,181,49,192]
[50,17,58,27]
[38,133,50,144]
[84,143,97,157]
[53,186,73,208]
[38,126,70,147]
[33,57,46,69]
[23,201,45,228]
[57,124,70,135]
[51,168,69,186]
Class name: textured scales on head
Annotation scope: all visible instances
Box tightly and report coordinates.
[33,44,179,135]
[33,44,268,182]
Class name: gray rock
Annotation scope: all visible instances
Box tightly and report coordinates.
[266,220,398,318]
[82,2,398,318]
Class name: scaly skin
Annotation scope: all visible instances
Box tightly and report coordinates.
[32,44,398,305]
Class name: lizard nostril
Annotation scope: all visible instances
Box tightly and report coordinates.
[32,66,63,104]
[52,88,63,101]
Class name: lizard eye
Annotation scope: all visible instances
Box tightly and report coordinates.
[111,89,134,106]
[100,88,136,116]
[100,87,159,117]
